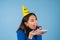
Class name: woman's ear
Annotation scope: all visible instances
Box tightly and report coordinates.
[24,22,29,27]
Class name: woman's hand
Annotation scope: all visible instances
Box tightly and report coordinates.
[28,30,41,39]
[28,30,44,39]
[28,27,47,39]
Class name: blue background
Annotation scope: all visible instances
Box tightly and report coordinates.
[0,0,60,40]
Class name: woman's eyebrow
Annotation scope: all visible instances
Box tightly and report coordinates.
[30,18,36,20]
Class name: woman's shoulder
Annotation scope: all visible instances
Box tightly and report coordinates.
[17,29,26,39]
[17,29,25,35]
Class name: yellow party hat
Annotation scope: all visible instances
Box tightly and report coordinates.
[22,5,30,16]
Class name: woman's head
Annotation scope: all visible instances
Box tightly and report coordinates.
[17,13,37,32]
[23,13,37,29]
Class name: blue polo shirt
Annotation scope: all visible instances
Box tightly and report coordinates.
[17,29,42,40]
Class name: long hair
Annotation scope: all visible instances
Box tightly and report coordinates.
[17,13,37,36]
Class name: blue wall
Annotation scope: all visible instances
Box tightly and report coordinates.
[0,0,60,40]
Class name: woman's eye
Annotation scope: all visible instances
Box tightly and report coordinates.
[30,19,37,22]
[30,19,34,22]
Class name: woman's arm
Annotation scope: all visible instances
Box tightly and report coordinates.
[37,35,42,40]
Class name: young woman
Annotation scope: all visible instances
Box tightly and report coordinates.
[17,13,45,40]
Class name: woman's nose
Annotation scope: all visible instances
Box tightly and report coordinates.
[34,20,37,25]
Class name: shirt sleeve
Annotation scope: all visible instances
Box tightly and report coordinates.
[17,30,26,40]
[37,35,42,40]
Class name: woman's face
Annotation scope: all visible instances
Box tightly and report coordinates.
[25,15,37,30]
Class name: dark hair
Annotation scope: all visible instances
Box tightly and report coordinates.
[17,13,37,36]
